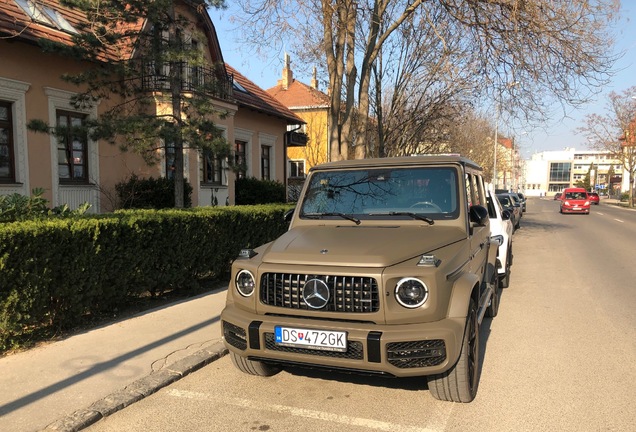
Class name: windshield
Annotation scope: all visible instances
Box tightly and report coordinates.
[300,166,460,221]
[565,191,587,200]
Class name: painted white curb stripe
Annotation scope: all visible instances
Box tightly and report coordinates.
[167,389,443,432]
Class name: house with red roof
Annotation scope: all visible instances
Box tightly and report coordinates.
[266,54,330,198]
[0,0,303,210]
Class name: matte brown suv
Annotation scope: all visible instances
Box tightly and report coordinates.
[221,155,499,403]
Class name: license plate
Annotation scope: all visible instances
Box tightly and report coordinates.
[275,326,347,352]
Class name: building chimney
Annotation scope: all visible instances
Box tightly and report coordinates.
[310,66,318,90]
[281,53,293,90]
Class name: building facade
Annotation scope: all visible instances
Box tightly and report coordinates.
[266,54,330,199]
[523,148,624,197]
[0,0,303,212]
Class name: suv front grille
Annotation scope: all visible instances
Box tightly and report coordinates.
[260,273,380,313]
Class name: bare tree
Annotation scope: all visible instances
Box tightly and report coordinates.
[578,86,636,207]
[231,0,619,160]
[372,5,482,158]
[446,110,497,177]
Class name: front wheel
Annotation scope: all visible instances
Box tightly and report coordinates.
[230,351,282,377]
[427,298,480,402]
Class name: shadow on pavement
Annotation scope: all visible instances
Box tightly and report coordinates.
[0,315,221,416]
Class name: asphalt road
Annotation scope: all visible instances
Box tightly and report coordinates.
[86,197,636,432]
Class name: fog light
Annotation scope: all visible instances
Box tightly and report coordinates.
[395,277,428,308]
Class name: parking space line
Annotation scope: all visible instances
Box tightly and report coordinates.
[167,389,443,432]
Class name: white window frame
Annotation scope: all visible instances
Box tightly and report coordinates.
[234,128,253,177]
[199,125,228,186]
[0,77,31,194]
[44,87,99,205]
[289,159,306,178]
[259,132,277,181]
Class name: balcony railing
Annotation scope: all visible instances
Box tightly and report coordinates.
[139,61,233,101]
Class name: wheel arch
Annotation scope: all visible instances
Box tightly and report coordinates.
[447,273,480,319]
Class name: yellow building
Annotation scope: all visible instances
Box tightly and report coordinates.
[266,55,330,196]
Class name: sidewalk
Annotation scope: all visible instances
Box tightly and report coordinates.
[0,288,230,432]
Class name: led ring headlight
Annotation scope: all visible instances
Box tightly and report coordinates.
[235,269,256,297]
[395,277,429,308]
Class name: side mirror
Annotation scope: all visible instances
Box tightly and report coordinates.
[501,209,511,220]
[469,205,489,226]
[283,208,295,223]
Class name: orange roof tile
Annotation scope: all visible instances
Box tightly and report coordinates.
[0,0,85,46]
[226,64,304,125]
[498,136,513,149]
[266,79,330,110]
[1,1,301,124]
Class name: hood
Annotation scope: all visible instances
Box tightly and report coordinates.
[261,225,465,267]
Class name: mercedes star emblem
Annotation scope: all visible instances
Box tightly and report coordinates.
[302,279,330,309]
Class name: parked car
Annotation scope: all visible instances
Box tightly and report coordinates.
[507,193,523,220]
[553,192,562,200]
[560,187,590,214]
[588,192,600,205]
[222,155,499,403]
[496,193,520,230]
[516,193,527,212]
[487,190,514,288]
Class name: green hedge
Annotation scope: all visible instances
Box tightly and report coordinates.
[0,204,292,352]
[235,177,286,205]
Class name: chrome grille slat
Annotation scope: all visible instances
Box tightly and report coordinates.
[260,273,379,313]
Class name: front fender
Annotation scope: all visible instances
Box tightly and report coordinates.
[447,272,480,319]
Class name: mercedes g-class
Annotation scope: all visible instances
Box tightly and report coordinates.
[221,155,499,402]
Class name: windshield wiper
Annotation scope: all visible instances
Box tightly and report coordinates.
[369,212,434,225]
[302,212,361,225]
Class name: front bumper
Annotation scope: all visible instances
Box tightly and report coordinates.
[221,303,465,378]
[561,205,590,213]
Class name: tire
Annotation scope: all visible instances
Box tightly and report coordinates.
[486,275,500,318]
[428,298,480,403]
[230,351,281,377]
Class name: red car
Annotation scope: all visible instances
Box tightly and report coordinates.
[588,192,600,205]
[560,188,590,214]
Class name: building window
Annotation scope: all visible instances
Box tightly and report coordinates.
[0,101,15,182]
[202,151,223,185]
[289,160,305,178]
[235,140,247,179]
[549,162,571,182]
[57,110,88,182]
[165,144,175,179]
[261,145,271,180]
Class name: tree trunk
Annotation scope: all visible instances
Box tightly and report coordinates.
[169,14,185,209]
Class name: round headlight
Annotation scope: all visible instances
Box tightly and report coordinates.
[235,270,256,297]
[395,277,428,308]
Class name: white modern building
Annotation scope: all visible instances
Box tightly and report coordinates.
[523,148,625,197]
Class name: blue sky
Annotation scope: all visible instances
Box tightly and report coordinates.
[209,4,636,158]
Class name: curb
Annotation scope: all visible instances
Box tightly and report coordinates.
[41,342,229,432]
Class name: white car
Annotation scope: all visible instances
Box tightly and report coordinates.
[487,189,514,288]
